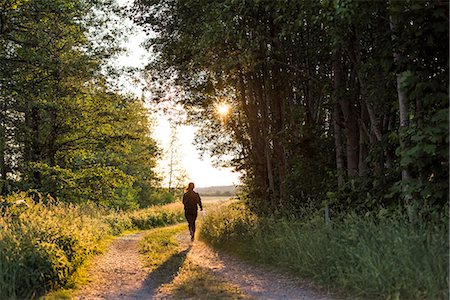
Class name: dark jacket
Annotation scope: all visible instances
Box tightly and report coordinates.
[182,190,202,214]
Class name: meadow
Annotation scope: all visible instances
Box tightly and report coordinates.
[200,202,449,300]
[0,192,185,299]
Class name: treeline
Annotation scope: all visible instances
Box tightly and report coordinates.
[0,0,162,208]
[132,0,448,218]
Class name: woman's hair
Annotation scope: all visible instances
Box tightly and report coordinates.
[186,182,195,192]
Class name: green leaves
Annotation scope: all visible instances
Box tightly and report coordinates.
[394,107,449,208]
[0,0,161,208]
[132,0,448,217]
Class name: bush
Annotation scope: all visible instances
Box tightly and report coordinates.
[0,192,184,299]
[128,202,185,229]
[200,203,449,299]
[138,188,177,207]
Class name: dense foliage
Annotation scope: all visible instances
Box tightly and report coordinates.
[132,0,448,218]
[0,0,162,208]
[0,192,184,298]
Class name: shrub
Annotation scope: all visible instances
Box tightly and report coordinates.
[129,202,185,229]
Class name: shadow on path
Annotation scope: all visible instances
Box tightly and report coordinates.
[131,246,191,299]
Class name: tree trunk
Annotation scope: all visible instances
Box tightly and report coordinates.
[238,71,268,203]
[359,105,369,176]
[274,97,286,205]
[0,125,7,195]
[48,108,58,166]
[332,50,346,187]
[260,70,277,205]
[31,105,41,187]
[389,2,414,223]
[269,64,286,205]
[344,120,359,177]
[333,102,345,188]
[334,51,359,177]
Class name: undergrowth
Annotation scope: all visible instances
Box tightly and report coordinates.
[200,202,449,299]
[0,192,184,299]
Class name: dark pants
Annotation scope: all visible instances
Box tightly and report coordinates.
[185,211,198,238]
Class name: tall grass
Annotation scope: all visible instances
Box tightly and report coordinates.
[0,193,184,299]
[200,203,449,299]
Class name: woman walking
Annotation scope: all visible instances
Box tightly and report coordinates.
[182,182,203,241]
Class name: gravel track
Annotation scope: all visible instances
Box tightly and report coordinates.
[75,229,337,300]
[167,232,336,300]
[75,231,160,300]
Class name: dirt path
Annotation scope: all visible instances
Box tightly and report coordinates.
[163,232,334,300]
[75,228,336,300]
[75,231,166,300]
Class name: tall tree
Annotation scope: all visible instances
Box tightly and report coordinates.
[132,0,448,216]
[0,0,162,207]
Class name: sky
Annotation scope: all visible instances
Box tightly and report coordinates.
[152,119,240,188]
[111,6,241,188]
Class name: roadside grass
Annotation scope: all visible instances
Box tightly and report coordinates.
[159,259,250,300]
[200,202,448,300]
[42,235,117,300]
[139,222,249,299]
[0,192,184,299]
[139,224,187,270]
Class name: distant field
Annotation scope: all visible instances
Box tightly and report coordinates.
[175,196,234,203]
[202,196,235,204]
[173,196,235,215]
[196,186,237,197]
[199,196,237,215]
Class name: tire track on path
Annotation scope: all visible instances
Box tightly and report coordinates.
[75,229,187,300]
[154,232,337,300]
[75,223,338,300]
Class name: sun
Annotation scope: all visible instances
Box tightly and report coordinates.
[215,102,231,118]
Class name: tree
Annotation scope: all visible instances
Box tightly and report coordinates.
[132,0,448,217]
[0,0,162,208]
